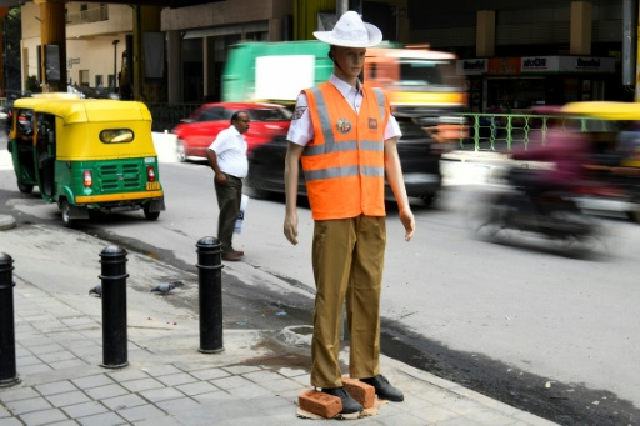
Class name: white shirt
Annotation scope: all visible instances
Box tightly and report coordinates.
[287,74,402,146]
[208,125,248,178]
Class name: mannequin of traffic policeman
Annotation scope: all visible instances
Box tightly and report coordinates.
[284,11,415,415]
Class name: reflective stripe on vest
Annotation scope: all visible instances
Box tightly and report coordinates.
[305,164,386,181]
[303,86,385,156]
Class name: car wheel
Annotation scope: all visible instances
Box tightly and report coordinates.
[176,140,187,162]
[17,182,33,194]
[144,205,160,221]
[60,200,73,227]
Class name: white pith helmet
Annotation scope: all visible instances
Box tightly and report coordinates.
[313,11,382,48]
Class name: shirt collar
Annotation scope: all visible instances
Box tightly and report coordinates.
[229,124,241,136]
[330,74,362,97]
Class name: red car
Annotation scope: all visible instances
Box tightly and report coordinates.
[172,102,291,161]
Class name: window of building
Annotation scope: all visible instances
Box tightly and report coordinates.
[79,70,90,86]
[108,75,116,88]
[95,75,103,87]
[80,4,88,11]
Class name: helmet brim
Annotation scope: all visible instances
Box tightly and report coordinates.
[313,23,382,48]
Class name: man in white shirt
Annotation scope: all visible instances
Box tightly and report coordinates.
[206,111,250,261]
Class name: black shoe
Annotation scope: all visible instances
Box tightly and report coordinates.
[359,375,404,402]
[321,386,363,414]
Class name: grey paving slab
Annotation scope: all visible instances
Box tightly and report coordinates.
[19,408,68,426]
[120,378,164,393]
[38,351,78,363]
[228,383,274,398]
[138,387,184,402]
[210,375,255,391]
[76,411,126,426]
[188,368,230,381]
[441,398,494,416]
[154,397,200,416]
[46,421,80,426]
[72,375,115,390]
[132,416,178,426]
[85,384,129,399]
[409,406,463,424]
[222,365,262,375]
[35,381,78,396]
[0,386,39,402]
[29,344,66,355]
[141,365,182,377]
[275,367,307,378]
[243,370,287,383]
[46,390,93,407]
[471,409,519,426]
[105,369,149,382]
[175,380,219,396]
[0,418,24,426]
[5,396,53,415]
[258,378,306,393]
[156,372,197,387]
[61,401,109,418]
[433,416,484,426]
[17,355,43,367]
[18,364,53,375]
[116,404,167,422]
[49,359,89,370]
[191,391,235,403]
[376,413,432,426]
[101,393,147,410]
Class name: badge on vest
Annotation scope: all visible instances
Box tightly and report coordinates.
[336,118,352,134]
[368,117,378,130]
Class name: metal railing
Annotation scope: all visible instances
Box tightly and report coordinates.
[457,113,609,152]
[145,103,203,132]
[66,5,109,26]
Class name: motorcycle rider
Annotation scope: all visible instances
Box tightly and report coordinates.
[508,121,588,213]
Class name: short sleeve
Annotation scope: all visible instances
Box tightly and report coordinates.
[209,129,228,153]
[384,113,402,140]
[286,93,313,147]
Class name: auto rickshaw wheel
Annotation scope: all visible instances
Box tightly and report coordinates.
[144,205,160,221]
[17,182,33,194]
[60,200,73,227]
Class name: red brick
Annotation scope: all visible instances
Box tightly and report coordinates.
[342,377,376,409]
[299,389,342,418]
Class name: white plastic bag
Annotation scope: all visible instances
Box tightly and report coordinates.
[234,194,249,235]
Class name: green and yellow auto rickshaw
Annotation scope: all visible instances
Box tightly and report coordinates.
[8,97,165,226]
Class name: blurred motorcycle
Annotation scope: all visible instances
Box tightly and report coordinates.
[468,165,603,252]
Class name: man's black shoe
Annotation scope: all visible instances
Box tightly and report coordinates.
[321,386,363,414]
[359,375,404,402]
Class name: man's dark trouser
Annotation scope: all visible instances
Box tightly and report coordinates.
[214,173,242,253]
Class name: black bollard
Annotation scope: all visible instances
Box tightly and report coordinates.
[0,253,20,387]
[99,246,129,369]
[196,237,224,354]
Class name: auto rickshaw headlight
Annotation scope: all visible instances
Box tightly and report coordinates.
[83,170,92,187]
[146,166,156,182]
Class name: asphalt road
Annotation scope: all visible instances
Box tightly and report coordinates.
[1,149,640,425]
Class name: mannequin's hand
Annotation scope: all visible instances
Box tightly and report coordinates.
[284,212,299,245]
[399,210,415,241]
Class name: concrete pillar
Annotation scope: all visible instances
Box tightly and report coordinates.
[167,30,181,103]
[0,9,8,97]
[132,5,163,102]
[38,0,66,92]
[269,19,282,41]
[476,10,495,57]
[570,1,592,55]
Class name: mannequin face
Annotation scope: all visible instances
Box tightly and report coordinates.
[332,46,366,81]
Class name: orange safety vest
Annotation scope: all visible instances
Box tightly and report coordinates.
[301,81,390,221]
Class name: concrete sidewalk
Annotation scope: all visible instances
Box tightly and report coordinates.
[0,225,558,426]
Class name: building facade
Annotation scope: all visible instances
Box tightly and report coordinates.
[21,1,131,92]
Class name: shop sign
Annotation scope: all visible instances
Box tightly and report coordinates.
[456,59,487,75]
[520,56,560,72]
[487,57,520,75]
[559,56,615,73]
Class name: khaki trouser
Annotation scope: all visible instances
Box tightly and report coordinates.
[311,215,386,388]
